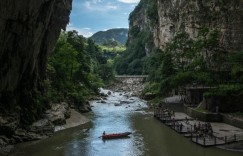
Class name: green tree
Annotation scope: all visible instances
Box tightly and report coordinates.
[46,31,115,110]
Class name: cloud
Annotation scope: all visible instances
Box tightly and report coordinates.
[66,24,94,37]
[105,4,118,10]
[83,1,118,12]
[117,0,140,3]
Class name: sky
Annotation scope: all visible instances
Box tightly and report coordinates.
[67,0,140,37]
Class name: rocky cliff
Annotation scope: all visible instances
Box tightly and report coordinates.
[0,0,72,147]
[128,0,243,54]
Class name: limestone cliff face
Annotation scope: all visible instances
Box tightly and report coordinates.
[0,0,72,129]
[128,0,243,54]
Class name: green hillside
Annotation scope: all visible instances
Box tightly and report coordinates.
[90,28,128,45]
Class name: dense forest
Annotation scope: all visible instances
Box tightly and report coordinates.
[46,30,115,113]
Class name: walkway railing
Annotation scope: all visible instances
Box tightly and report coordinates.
[154,106,243,147]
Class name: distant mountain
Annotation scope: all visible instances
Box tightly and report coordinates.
[90,28,128,45]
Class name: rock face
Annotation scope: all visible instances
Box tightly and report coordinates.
[45,102,71,125]
[129,0,243,53]
[0,0,72,147]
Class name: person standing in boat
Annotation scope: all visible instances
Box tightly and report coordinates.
[103,131,106,136]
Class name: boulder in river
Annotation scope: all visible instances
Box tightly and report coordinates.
[100,93,108,97]
[100,100,106,103]
[90,96,102,100]
[120,100,131,104]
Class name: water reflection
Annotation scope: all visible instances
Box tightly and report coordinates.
[10,89,242,156]
[79,90,147,156]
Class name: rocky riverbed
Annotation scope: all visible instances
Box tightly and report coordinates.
[108,78,145,96]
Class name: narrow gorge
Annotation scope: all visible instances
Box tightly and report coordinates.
[0,0,243,155]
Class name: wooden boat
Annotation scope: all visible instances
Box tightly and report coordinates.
[102,132,132,139]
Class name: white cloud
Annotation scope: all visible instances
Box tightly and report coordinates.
[84,1,118,12]
[66,24,94,37]
[117,0,140,3]
[105,4,118,10]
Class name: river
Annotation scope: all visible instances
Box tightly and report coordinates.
[9,89,242,156]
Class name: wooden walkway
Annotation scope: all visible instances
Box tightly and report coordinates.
[154,107,243,147]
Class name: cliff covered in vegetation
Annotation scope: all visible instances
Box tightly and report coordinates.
[117,0,243,109]
[128,0,243,53]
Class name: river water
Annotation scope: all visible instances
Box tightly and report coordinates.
[10,89,242,156]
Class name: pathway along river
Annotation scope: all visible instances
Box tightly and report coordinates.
[10,89,242,156]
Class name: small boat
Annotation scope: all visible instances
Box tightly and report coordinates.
[102,132,132,139]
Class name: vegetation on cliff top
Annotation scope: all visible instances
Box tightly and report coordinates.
[90,28,128,45]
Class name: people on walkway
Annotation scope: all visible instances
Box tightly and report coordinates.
[153,107,216,139]
[180,123,183,132]
[194,123,197,133]
[185,117,189,124]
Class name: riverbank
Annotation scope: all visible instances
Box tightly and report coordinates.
[157,95,243,152]
[0,77,143,156]
[8,89,243,156]
[0,108,90,156]
[55,109,90,132]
